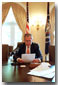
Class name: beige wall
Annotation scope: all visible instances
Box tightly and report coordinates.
[29,3,47,61]
[30,25,45,61]
[29,2,55,61]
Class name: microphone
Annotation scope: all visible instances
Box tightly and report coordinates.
[10,47,19,56]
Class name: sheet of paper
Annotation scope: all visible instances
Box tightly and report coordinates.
[21,54,35,63]
[28,70,55,78]
[27,62,55,79]
[30,62,51,72]
[52,76,55,82]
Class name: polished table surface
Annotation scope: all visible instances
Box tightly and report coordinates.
[2,57,53,82]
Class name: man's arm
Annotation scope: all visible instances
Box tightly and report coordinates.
[13,43,25,62]
[35,44,43,62]
[13,46,22,62]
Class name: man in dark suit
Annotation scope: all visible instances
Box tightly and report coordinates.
[14,34,43,63]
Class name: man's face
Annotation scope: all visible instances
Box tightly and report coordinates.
[24,36,32,47]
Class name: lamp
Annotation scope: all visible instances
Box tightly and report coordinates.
[36,24,39,30]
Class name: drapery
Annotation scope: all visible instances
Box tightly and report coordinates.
[2,2,26,35]
[2,3,10,24]
[50,7,55,45]
[12,3,26,33]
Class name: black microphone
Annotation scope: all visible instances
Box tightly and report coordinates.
[10,47,19,56]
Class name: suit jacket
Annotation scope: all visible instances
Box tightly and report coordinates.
[14,42,43,61]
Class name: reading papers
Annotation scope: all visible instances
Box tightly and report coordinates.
[27,62,55,79]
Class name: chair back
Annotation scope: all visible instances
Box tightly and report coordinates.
[49,45,55,64]
[17,42,24,47]
[2,44,9,62]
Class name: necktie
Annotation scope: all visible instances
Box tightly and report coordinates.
[27,46,30,54]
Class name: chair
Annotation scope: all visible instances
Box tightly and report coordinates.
[49,45,55,64]
[13,42,23,51]
[9,46,13,56]
[12,42,23,62]
[17,42,24,47]
[2,44,13,63]
[2,44,9,63]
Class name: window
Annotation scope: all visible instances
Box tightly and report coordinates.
[2,7,22,49]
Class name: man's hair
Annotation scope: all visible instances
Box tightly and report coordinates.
[24,33,33,39]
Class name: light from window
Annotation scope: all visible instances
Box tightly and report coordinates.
[2,7,22,49]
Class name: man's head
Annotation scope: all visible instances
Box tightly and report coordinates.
[24,34,33,47]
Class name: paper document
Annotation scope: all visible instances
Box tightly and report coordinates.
[30,62,51,71]
[27,62,55,79]
[52,76,55,82]
[21,54,35,63]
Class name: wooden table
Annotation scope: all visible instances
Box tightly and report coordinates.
[2,57,53,82]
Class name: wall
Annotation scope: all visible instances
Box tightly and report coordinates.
[29,2,47,61]
[29,2,55,61]
[30,25,45,61]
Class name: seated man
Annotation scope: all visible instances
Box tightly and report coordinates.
[13,33,43,63]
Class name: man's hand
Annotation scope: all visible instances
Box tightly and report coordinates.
[17,58,24,63]
[29,59,41,69]
[32,59,41,63]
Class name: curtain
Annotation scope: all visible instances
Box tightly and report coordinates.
[12,3,26,33]
[2,2,26,41]
[50,7,55,45]
[2,3,11,24]
[2,3,26,33]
